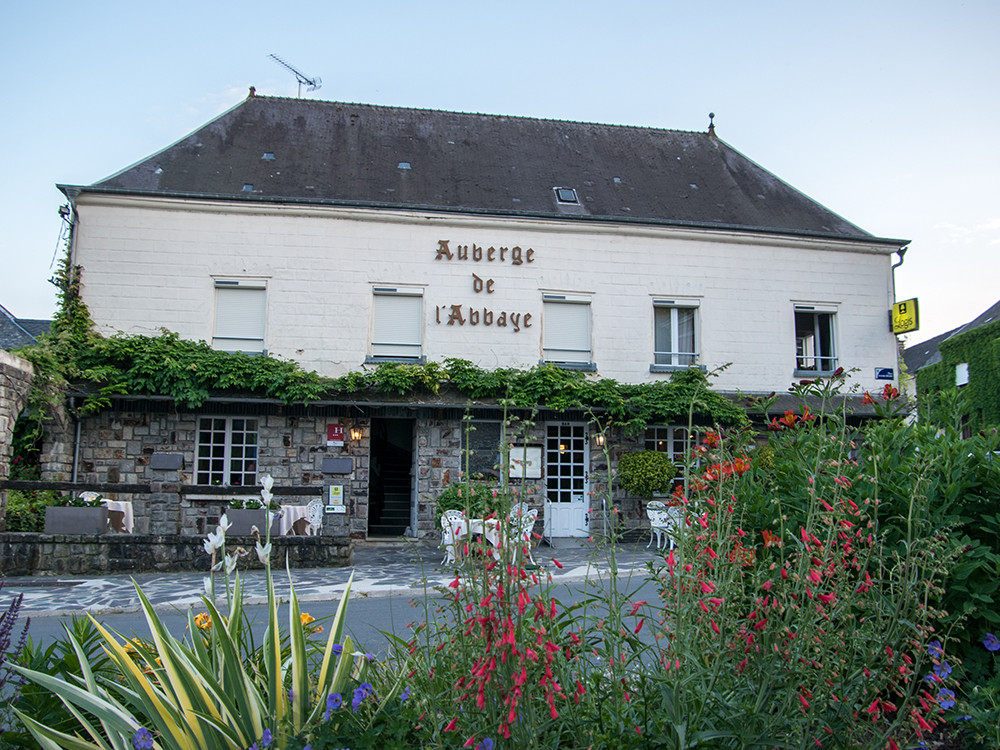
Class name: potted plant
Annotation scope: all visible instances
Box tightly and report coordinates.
[43,493,109,535]
[225,495,280,536]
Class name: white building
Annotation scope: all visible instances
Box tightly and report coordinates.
[54,93,908,541]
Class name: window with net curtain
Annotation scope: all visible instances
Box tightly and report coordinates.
[794,306,837,373]
[653,302,697,366]
[212,280,266,353]
[371,287,423,360]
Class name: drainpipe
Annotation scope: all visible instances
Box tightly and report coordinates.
[71,411,81,491]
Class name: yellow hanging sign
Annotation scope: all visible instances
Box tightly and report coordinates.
[891,298,919,334]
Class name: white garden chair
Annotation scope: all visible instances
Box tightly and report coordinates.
[646,500,674,550]
[305,498,325,536]
[440,509,466,565]
[505,505,538,564]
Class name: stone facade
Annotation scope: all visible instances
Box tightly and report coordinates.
[0,350,34,530]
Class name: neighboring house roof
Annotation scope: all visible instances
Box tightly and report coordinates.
[64,94,906,247]
[903,299,1000,373]
[0,304,49,350]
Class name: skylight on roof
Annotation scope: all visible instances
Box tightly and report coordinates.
[242,184,253,192]
[554,187,578,204]
[398,161,411,170]
[262,152,275,160]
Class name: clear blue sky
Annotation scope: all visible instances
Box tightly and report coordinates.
[2,0,997,344]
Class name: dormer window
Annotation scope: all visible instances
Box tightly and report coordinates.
[554,187,579,204]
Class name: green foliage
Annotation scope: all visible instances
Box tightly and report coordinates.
[615,450,676,497]
[916,317,1000,431]
[431,478,500,524]
[3,490,61,532]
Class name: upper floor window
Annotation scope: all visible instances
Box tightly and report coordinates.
[196,417,258,486]
[370,287,424,362]
[542,295,594,369]
[212,279,266,353]
[794,305,837,374]
[652,300,698,370]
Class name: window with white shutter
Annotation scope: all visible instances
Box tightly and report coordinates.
[652,300,699,370]
[542,296,592,367]
[212,279,266,353]
[370,287,423,361]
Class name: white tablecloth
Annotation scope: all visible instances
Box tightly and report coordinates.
[451,518,502,558]
[102,500,134,533]
[280,505,311,536]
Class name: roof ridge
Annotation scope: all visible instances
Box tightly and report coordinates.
[246,94,711,136]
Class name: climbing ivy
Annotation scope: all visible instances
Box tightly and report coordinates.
[16,254,749,432]
[915,318,1000,431]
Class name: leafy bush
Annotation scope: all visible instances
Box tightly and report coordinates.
[431,478,501,524]
[3,490,62,532]
[616,450,676,497]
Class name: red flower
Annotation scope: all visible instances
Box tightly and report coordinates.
[444,718,458,731]
[862,391,875,405]
[882,383,899,401]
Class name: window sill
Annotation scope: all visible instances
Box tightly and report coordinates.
[649,364,706,374]
[793,368,838,378]
[365,355,427,365]
[540,360,597,372]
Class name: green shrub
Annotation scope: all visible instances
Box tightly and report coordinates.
[3,490,62,532]
[432,478,500,524]
[616,450,676,497]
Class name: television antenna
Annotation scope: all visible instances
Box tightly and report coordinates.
[268,54,322,98]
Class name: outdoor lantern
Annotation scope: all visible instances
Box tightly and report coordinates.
[594,433,606,447]
[350,426,363,441]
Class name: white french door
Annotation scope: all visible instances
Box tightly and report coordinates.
[544,423,590,538]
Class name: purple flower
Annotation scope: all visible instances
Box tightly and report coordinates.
[937,688,956,710]
[400,686,411,701]
[927,640,944,658]
[983,633,1000,652]
[324,692,343,720]
[352,687,368,712]
[477,739,494,750]
[933,661,952,680]
[132,728,154,750]
[261,729,273,748]
[331,643,343,656]
[365,652,375,661]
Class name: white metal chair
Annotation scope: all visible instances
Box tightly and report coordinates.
[506,505,538,563]
[440,509,466,565]
[646,500,673,550]
[305,498,325,536]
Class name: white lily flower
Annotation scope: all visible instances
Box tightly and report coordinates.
[224,553,238,575]
[211,559,224,572]
[262,474,274,492]
[203,577,213,596]
[203,528,225,555]
[217,513,232,534]
[255,540,272,564]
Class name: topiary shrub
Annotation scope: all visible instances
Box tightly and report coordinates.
[616,450,677,497]
[432,479,502,524]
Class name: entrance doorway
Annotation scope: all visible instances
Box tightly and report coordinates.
[368,418,414,537]
[544,423,589,538]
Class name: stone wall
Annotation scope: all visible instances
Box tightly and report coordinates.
[0,532,353,576]
[0,350,34,530]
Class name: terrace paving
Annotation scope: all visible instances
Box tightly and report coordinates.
[4,537,667,618]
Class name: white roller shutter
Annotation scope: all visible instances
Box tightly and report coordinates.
[213,284,266,353]
[543,300,591,363]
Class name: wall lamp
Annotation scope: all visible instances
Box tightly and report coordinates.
[350,426,363,441]
[593,433,606,447]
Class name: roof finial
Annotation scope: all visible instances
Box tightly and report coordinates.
[708,112,716,137]
[248,86,256,98]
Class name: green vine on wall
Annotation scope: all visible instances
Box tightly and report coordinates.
[914,318,1000,431]
[15,257,749,434]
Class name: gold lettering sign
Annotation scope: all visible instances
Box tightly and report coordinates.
[436,240,535,265]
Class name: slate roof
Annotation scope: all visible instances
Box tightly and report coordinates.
[69,94,905,247]
[903,299,1000,373]
[0,304,49,350]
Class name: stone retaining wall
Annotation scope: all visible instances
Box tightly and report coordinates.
[0,533,353,576]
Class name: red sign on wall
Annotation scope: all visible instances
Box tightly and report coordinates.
[327,424,345,446]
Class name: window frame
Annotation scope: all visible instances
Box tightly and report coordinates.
[650,299,700,372]
[644,424,699,493]
[794,304,838,375]
[541,294,595,371]
[195,416,259,487]
[212,278,267,354]
[367,286,425,364]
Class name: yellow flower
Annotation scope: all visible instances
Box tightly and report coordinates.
[194,612,212,630]
[300,612,323,634]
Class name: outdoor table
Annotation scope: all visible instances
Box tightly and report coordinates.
[102,499,134,533]
[453,517,502,559]
[280,505,311,535]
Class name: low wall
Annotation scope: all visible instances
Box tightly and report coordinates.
[0,533,353,577]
